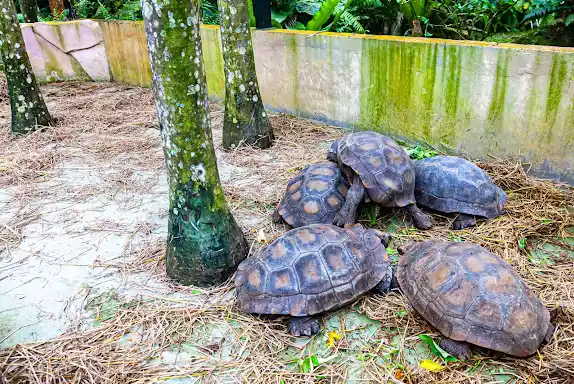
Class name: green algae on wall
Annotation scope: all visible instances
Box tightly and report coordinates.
[200,26,225,99]
[100,21,152,87]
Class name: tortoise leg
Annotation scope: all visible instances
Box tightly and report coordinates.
[333,174,364,227]
[453,214,477,230]
[288,316,321,337]
[372,262,393,294]
[439,338,471,360]
[544,322,556,343]
[405,204,433,230]
[271,205,284,224]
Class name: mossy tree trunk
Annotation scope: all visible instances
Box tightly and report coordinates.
[19,0,38,23]
[142,0,248,286]
[219,0,274,149]
[0,0,53,134]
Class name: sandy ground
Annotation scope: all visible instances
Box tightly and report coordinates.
[0,83,276,347]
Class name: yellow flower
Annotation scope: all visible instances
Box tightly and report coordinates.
[326,330,341,348]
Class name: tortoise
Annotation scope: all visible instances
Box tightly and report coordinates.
[327,131,432,229]
[394,240,554,358]
[272,161,349,228]
[235,223,392,336]
[414,156,507,230]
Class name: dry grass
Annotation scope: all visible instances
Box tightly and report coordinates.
[1,82,573,383]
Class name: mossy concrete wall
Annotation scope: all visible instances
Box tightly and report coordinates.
[19,21,574,184]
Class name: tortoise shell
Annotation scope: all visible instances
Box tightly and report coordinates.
[276,161,349,227]
[334,131,416,207]
[414,156,507,219]
[397,240,550,357]
[235,224,390,317]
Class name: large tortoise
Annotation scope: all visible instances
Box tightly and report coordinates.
[272,161,349,228]
[327,131,432,230]
[235,224,392,336]
[395,240,554,358]
[414,156,507,229]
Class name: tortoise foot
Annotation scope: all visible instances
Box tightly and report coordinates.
[372,263,393,294]
[271,207,283,224]
[453,214,476,230]
[288,317,320,337]
[406,204,433,230]
[333,210,356,227]
[439,338,470,360]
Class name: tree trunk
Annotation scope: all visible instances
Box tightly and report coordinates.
[219,0,274,149]
[48,0,65,17]
[0,0,53,134]
[19,0,38,23]
[142,0,248,286]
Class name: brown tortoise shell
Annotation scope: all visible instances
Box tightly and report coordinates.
[397,240,550,357]
[277,161,349,228]
[335,131,416,207]
[235,224,390,317]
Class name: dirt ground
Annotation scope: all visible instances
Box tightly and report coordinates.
[0,82,573,383]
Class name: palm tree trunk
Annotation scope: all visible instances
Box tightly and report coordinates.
[219,0,274,149]
[142,0,249,286]
[0,0,53,134]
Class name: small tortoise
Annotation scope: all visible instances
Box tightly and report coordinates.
[272,161,349,228]
[327,131,432,229]
[395,240,554,358]
[235,224,392,336]
[414,156,507,229]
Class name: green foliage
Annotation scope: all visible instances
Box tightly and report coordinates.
[406,145,437,160]
[203,0,221,25]
[418,334,457,363]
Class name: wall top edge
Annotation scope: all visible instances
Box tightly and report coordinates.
[20,20,574,54]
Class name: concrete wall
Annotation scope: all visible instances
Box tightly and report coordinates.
[19,21,574,184]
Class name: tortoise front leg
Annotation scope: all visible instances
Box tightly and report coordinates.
[333,173,364,227]
[453,214,476,230]
[439,338,471,360]
[288,316,321,337]
[405,204,432,230]
[271,204,284,224]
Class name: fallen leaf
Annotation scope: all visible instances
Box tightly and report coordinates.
[420,359,444,372]
[326,330,341,348]
[256,229,267,243]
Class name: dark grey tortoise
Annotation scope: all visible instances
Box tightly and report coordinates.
[235,224,392,336]
[327,131,432,229]
[272,161,349,228]
[394,240,554,359]
[414,156,507,230]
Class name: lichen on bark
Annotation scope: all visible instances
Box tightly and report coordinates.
[142,0,248,286]
[218,0,274,149]
[0,0,53,134]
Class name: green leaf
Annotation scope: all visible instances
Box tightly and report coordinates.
[247,0,256,27]
[271,9,290,23]
[279,380,286,384]
[396,309,408,318]
[419,334,457,363]
[449,233,463,242]
[386,248,398,255]
[306,0,340,31]
[566,13,574,26]
[518,237,527,249]
[539,218,553,225]
[299,355,320,373]
[191,289,201,294]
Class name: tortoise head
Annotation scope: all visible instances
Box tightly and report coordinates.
[344,225,391,248]
[326,139,339,162]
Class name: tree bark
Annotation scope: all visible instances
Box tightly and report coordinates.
[219,0,274,149]
[48,0,64,17]
[0,0,53,134]
[19,0,38,23]
[142,0,248,286]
